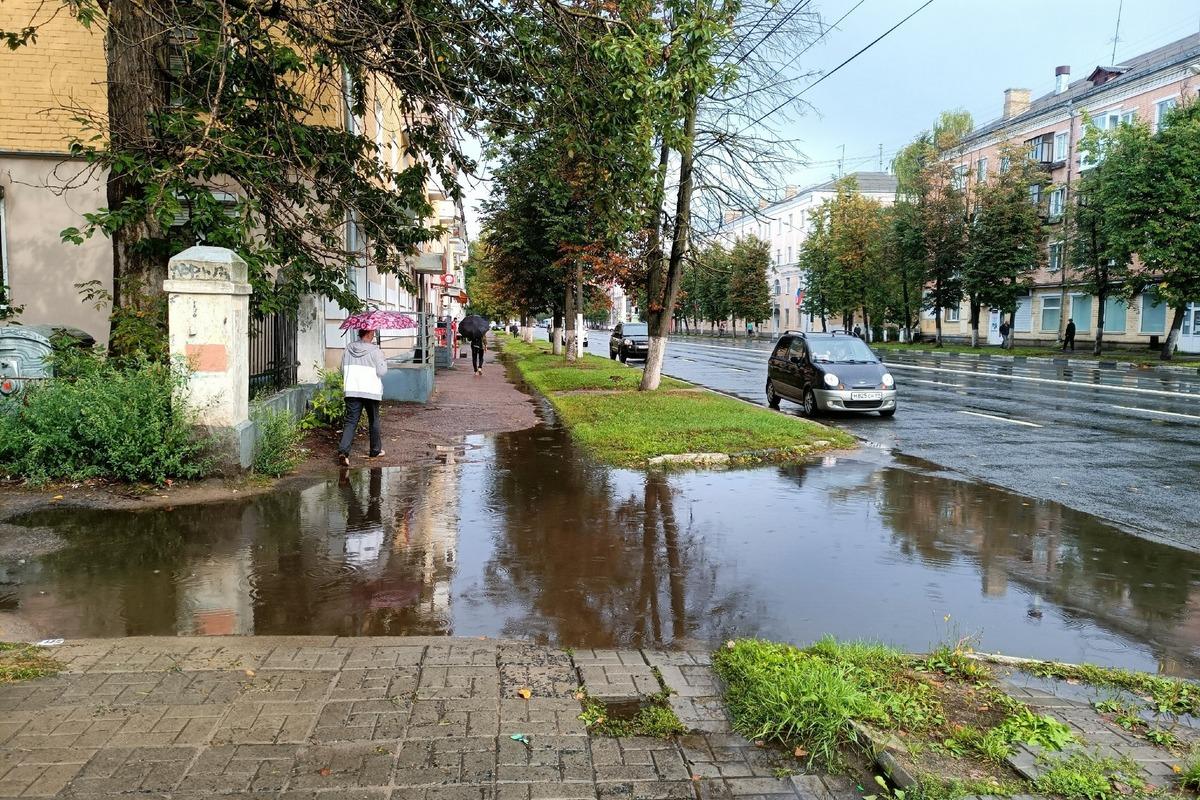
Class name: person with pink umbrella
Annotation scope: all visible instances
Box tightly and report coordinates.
[336,311,413,465]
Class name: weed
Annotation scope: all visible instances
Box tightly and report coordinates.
[0,644,61,684]
[577,695,685,739]
[918,647,991,682]
[1143,727,1182,751]
[301,369,347,431]
[1179,750,1200,791]
[1023,661,1200,716]
[1031,753,1143,800]
[910,775,1022,800]
[251,405,306,476]
[864,774,908,800]
[989,706,1076,752]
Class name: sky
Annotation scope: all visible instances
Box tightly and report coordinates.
[460,0,1200,236]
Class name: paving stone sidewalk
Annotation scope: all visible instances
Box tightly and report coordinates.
[0,637,858,800]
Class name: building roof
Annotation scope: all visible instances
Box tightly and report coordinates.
[724,171,898,226]
[965,33,1200,144]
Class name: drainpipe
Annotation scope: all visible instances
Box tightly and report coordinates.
[1059,102,1076,345]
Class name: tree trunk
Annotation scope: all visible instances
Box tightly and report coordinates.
[934,308,943,347]
[1093,288,1106,356]
[106,0,171,354]
[860,306,870,342]
[639,133,675,390]
[564,281,577,363]
[551,311,563,355]
[969,298,981,348]
[1162,306,1185,360]
[573,259,585,359]
[1003,312,1015,350]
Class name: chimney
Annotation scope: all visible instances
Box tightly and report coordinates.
[723,209,739,224]
[1002,88,1031,119]
[784,185,798,199]
[1055,65,1070,95]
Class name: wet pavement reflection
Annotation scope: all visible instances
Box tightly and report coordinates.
[5,421,1200,676]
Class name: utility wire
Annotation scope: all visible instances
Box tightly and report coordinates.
[728,0,816,68]
[738,0,936,133]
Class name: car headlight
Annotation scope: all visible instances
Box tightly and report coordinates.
[624,338,633,345]
[881,373,894,387]
[823,372,839,388]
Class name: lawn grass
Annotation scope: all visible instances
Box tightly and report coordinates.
[0,642,61,684]
[501,337,854,467]
[868,340,1199,368]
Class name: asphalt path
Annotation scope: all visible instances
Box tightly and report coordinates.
[582,330,1200,550]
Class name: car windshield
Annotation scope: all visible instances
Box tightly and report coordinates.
[807,337,878,364]
[623,324,648,335]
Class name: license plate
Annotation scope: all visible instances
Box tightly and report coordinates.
[850,391,882,401]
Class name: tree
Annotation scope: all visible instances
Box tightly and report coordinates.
[463,241,516,323]
[727,237,771,332]
[962,144,1047,348]
[882,202,925,341]
[1089,101,1200,360]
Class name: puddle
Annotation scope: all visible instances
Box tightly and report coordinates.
[5,421,1200,676]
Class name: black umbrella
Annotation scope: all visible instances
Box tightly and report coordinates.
[459,314,490,340]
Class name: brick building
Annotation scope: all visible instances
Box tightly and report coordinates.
[923,34,1200,351]
[0,0,466,369]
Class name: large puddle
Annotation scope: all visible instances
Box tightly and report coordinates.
[4,421,1200,676]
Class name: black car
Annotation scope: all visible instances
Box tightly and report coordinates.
[765,331,897,417]
[609,322,649,362]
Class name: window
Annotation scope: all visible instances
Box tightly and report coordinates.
[374,101,385,162]
[778,219,783,235]
[1029,184,1042,206]
[1071,295,1092,332]
[1048,241,1064,272]
[951,165,969,191]
[976,157,987,183]
[999,156,1011,174]
[786,246,792,264]
[1053,132,1068,162]
[342,65,362,135]
[390,135,399,171]
[773,279,781,295]
[1140,290,1167,334]
[772,338,791,359]
[784,308,790,326]
[776,249,782,265]
[1155,97,1178,132]
[1081,109,1137,168]
[1103,296,1126,333]
[944,306,960,323]
[787,213,793,229]
[1026,132,1054,163]
[1048,188,1065,220]
[1041,296,1062,333]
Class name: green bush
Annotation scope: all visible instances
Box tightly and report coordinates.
[251,405,306,476]
[0,352,211,485]
[301,368,346,431]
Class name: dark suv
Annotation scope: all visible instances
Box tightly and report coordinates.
[765,331,896,417]
[609,322,649,362]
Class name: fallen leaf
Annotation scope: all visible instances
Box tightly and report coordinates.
[52,495,64,500]
[318,768,331,777]
[976,706,990,713]
[573,691,586,701]
[517,687,532,700]
[725,640,736,650]
[244,669,256,678]
[794,746,808,758]
[754,740,765,747]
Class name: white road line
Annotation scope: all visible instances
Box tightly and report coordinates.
[884,363,1195,400]
[958,410,1043,428]
[907,378,968,388]
[1111,404,1200,421]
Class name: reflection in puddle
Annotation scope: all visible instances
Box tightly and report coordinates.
[5,423,1200,675]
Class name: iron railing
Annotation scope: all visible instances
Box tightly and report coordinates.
[248,310,298,397]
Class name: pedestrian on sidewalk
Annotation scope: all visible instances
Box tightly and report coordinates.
[1063,318,1076,352]
[337,328,388,466]
[468,330,486,375]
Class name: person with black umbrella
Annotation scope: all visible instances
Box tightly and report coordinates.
[459,314,490,376]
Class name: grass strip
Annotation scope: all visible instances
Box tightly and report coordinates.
[867,341,1199,368]
[0,642,62,683]
[1022,660,1200,716]
[502,337,855,467]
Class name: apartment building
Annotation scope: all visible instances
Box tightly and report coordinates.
[0,0,466,368]
[925,33,1200,351]
[719,172,898,335]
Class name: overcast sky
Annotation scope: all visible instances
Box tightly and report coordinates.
[461,0,1200,235]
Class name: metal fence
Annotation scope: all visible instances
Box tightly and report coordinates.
[248,310,298,398]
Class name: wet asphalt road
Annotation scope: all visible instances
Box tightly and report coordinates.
[585,330,1200,550]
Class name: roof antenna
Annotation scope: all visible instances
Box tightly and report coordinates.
[1110,0,1123,64]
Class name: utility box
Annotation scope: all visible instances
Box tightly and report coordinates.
[0,327,53,397]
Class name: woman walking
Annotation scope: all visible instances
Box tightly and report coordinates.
[338,328,388,466]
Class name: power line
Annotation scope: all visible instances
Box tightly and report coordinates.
[753,0,870,94]
[740,0,937,133]
[726,0,815,68]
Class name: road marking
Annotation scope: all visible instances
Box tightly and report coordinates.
[884,363,1196,400]
[1111,404,1200,421]
[958,410,1043,428]
[907,378,968,388]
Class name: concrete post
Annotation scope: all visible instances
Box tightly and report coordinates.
[295,293,325,384]
[164,246,252,467]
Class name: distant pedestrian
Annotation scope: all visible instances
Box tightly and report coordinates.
[999,320,1011,342]
[853,325,863,339]
[468,330,486,375]
[1063,318,1076,351]
[337,328,388,467]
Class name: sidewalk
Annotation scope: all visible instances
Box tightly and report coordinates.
[0,637,857,800]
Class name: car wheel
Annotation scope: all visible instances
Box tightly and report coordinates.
[802,388,818,417]
[765,380,780,409]
[879,407,896,418]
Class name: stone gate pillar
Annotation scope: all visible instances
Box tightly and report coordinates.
[164,246,252,467]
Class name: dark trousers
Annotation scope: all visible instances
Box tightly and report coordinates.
[1063,336,1075,351]
[471,344,484,371]
[338,397,382,456]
